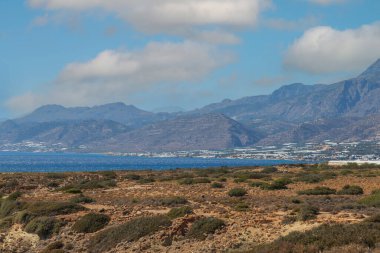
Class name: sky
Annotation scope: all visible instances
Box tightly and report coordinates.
[0,0,379,118]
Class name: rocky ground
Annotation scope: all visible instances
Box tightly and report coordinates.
[1,164,380,253]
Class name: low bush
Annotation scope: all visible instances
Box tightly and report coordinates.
[7,191,22,200]
[250,181,267,188]
[228,188,247,197]
[178,177,211,185]
[261,167,278,174]
[0,198,25,218]
[41,241,64,253]
[358,190,380,207]
[337,185,364,195]
[59,179,116,191]
[251,222,380,252]
[137,178,155,184]
[124,174,141,181]
[296,205,319,221]
[234,202,250,212]
[17,201,85,224]
[167,206,193,219]
[88,215,172,253]
[211,182,224,188]
[0,216,14,231]
[158,196,188,206]
[298,186,336,195]
[260,178,291,190]
[187,217,225,240]
[65,188,82,194]
[25,216,64,239]
[70,194,95,204]
[72,213,110,233]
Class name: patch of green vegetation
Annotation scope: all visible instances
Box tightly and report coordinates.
[211,182,224,188]
[167,206,193,219]
[97,171,117,179]
[358,190,380,207]
[337,185,364,195]
[0,216,13,231]
[45,173,66,179]
[65,188,82,194]
[298,186,336,195]
[178,177,211,185]
[158,196,188,206]
[88,215,172,253]
[17,201,85,224]
[250,222,380,253]
[137,178,155,184]
[234,202,250,212]
[59,179,116,192]
[296,205,319,221]
[25,216,65,239]
[7,191,22,200]
[261,167,278,174]
[187,217,225,240]
[0,198,25,218]
[232,172,269,180]
[69,194,95,204]
[72,213,110,233]
[249,181,267,188]
[124,174,141,181]
[228,188,247,197]
[41,241,64,253]
[259,178,292,190]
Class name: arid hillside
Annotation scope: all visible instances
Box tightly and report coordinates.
[1,164,380,252]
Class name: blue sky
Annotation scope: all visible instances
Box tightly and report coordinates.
[0,0,379,118]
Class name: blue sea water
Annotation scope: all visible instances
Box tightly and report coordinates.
[0,152,307,173]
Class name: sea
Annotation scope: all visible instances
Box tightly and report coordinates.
[0,152,307,173]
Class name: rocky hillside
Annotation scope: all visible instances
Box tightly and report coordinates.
[88,113,259,152]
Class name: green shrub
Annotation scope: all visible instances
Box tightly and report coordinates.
[337,185,364,195]
[252,222,380,252]
[0,216,14,231]
[0,199,25,218]
[187,217,225,240]
[97,171,117,179]
[72,213,110,233]
[159,196,188,206]
[124,174,141,181]
[178,177,211,185]
[260,178,291,190]
[137,178,155,184]
[211,182,224,188]
[228,188,247,197]
[234,202,250,212]
[65,188,82,194]
[261,167,278,174]
[296,205,319,221]
[291,198,302,204]
[7,191,22,200]
[167,206,193,219]
[18,201,85,223]
[70,195,95,204]
[298,186,336,195]
[25,216,64,239]
[59,179,116,191]
[250,181,267,188]
[88,215,172,253]
[233,178,247,183]
[358,190,380,207]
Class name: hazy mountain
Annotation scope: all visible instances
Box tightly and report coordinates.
[17,102,171,128]
[88,113,259,152]
[1,59,380,151]
[0,119,130,146]
[192,59,380,123]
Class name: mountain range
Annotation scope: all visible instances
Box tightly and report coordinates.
[1,59,380,152]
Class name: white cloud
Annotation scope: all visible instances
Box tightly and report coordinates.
[6,41,233,113]
[284,22,380,74]
[28,0,271,38]
[308,0,347,5]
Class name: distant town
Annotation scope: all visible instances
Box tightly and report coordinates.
[1,140,380,162]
